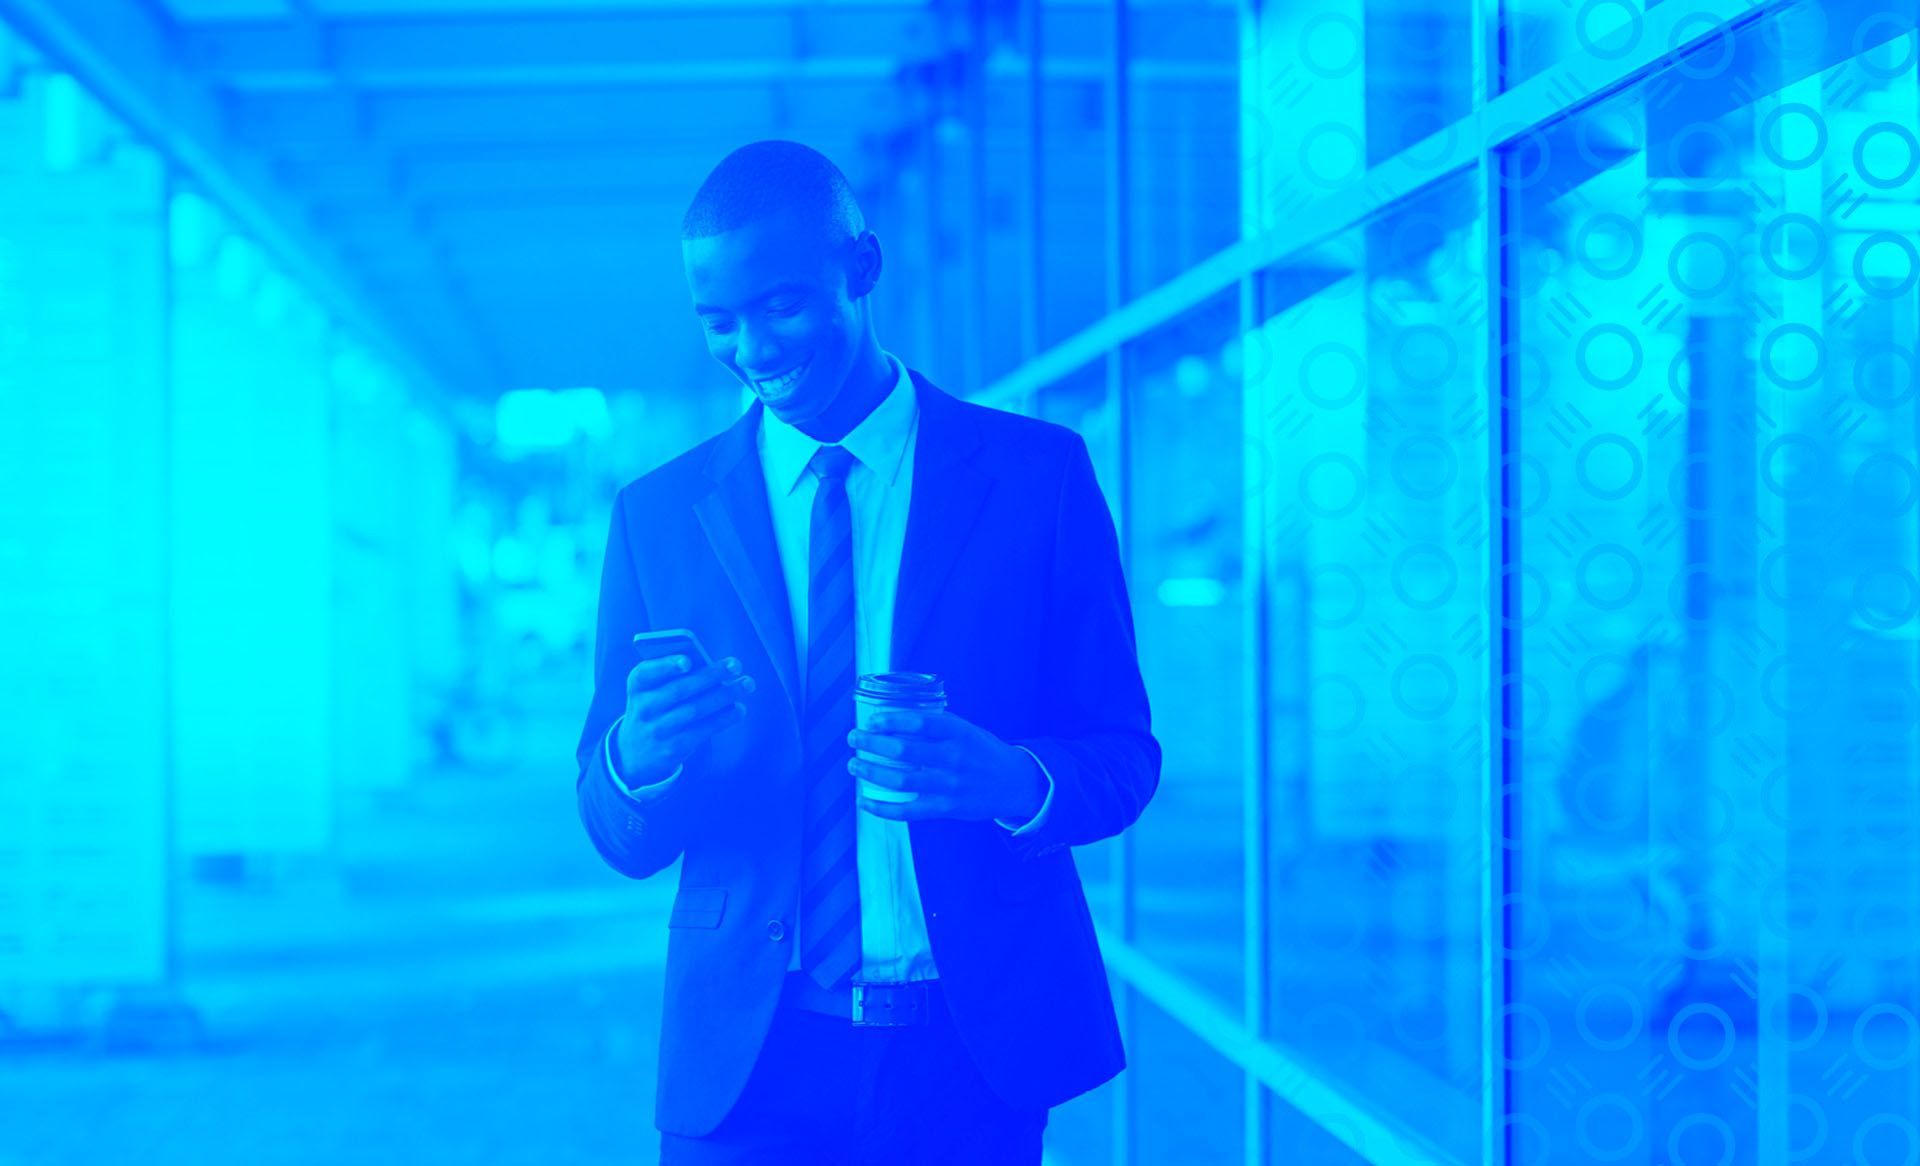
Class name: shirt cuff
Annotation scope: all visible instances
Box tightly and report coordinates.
[604,715,683,802]
[996,746,1056,836]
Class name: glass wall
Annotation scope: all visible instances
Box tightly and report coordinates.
[1504,5,1920,1161]
[1255,169,1488,1160]
[994,0,1920,1162]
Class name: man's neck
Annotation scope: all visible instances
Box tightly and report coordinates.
[798,343,894,444]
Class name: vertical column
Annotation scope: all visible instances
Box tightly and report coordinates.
[1483,159,1517,1166]
[1106,4,1135,1164]
[170,205,334,865]
[0,68,175,1037]
[1475,0,1512,1157]
[1022,0,1045,366]
[964,0,988,391]
[1237,10,1271,1166]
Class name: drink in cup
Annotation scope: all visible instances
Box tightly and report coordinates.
[853,672,946,803]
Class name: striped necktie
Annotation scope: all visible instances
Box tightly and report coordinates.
[799,443,862,991]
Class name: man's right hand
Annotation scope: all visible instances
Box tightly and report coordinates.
[613,654,755,785]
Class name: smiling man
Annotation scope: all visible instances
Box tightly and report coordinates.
[573,140,1160,1164]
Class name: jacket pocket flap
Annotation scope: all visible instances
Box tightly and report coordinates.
[669,886,728,929]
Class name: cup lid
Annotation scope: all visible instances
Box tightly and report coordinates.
[856,671,944,693]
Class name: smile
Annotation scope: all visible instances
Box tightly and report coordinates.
[751,359,810,395]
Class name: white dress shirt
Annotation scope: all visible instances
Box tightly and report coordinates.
[606,354,1052,984]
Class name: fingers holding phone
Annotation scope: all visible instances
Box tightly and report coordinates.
[615,630,755,784]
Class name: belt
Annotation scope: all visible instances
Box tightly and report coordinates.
[781,971,943,1028]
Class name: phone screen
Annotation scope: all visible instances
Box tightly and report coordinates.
[631,628,714,669]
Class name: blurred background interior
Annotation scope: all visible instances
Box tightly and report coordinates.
[2,0,1918,1163]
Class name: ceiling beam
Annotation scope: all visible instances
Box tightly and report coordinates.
[178,7,935,91]
[280,140,869,210]
[226,85,896,152]
[0,0,480,392]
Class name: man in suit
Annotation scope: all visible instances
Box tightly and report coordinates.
[573,140,1159,1164]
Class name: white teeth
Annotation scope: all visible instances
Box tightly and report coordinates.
[755,362,806,392]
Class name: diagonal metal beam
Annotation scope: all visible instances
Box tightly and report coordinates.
[973,0,1902,409]
[0,0,476,394]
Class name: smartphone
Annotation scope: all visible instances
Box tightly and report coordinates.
[631,628,714,670]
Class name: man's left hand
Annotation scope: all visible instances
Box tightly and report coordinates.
[849,710,1046,824]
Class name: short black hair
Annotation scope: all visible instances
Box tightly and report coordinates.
[681,140,864,243]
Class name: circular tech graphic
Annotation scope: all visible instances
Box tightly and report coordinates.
[1574,212,1643,279]
[1298,451,1368,517]
[1575,0,1644,59]
[1503,1001,1553,1069]
[1760,211,1827,279]
[1298,12,1363,79]
[1390,542,1458,610]
[1760,323,1826,389]
[1854,342,1917,408]
[1392,324,1458,385]
[1390,653,1458,719]
[1852,121,1920,188]
[1576,323,1644,389]
[1299,341,1366,408]
[1668,230,1739,298]
[1576,543,1644,611]
[1853,230,1920,298]
[1666,1113,1736,1166]
[1761,102,1829,170]
[1668,1002,1737,1071]
[1575,1093,1645,1162]
[1309,562,1366,628]
[1576,434,1644,500]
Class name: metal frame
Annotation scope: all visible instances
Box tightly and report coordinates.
[974,0,1786,411]
[1104,7,1136,1164]
[1236,7,1272,1166]
[1095,924,1451,1164]
[1021,0,1045,363]
[1484,129,1518,1166]
[984,0,1815,1162]
[1476,3,1513,1164]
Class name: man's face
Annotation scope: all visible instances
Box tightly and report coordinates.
[682,212,868,429]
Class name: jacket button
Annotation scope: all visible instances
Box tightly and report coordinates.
[766,919,786,941]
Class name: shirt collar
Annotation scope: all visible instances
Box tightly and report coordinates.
[759,352,917,496]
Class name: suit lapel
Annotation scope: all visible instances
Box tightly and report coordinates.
[892,373,994,665]
[694,402,801,725]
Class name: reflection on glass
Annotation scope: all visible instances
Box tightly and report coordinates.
[1128,289,1249,1011]
[1124,0,1242,294]
[1247,0,1474,231]
[1505,7,1920,1159]
[1254,169,1488,1159]
[1132,997,1246,1163]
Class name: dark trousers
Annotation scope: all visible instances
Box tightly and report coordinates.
[658,988,1048,1165]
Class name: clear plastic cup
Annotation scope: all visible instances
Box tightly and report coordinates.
[854,672,946,803]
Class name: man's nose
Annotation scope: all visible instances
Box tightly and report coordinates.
[735,323,779,372]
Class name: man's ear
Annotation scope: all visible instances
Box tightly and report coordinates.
[847,230,884,299]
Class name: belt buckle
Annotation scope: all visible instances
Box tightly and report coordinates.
[851,980,924,1028]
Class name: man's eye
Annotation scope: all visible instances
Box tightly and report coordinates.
[704,318,735,334]
[767,302,801,317]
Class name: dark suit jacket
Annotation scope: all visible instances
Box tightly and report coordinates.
[574,371,1160,1137]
